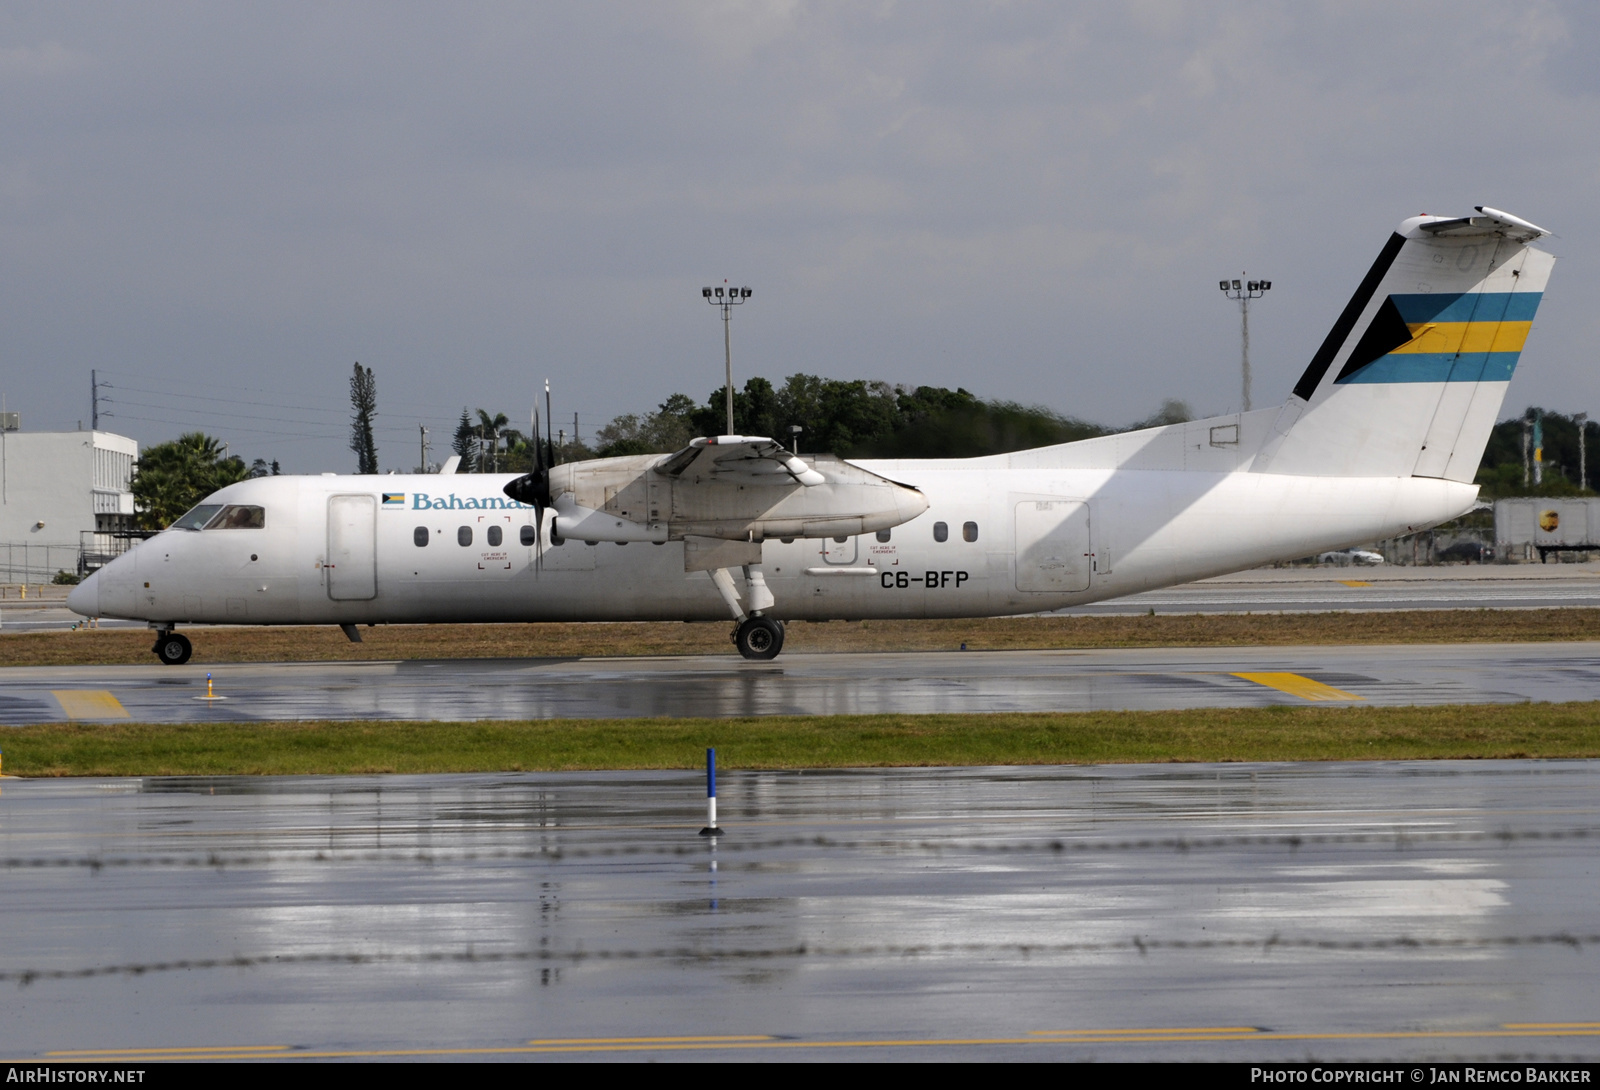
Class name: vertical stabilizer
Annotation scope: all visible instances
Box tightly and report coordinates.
[1255,208,1553,481]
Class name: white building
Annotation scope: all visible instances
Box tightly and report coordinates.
[0,425,138,581]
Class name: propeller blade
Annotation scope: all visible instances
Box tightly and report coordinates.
[544,380,555,476]
[502,383,553,512]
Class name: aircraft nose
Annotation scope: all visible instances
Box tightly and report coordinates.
[67,570,100,618]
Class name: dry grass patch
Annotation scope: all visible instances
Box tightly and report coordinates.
[5,609,1600,668]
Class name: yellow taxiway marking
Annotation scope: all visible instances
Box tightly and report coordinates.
[50,690,129,720]
[1339,580,1373,587]
[1031,1026,1262,1036]
[1504,1022,1600,1029]
[526,1035,773,1045]
[25,1025,1600,1061]
[49,1046,291,1055]
[1233,672,1364,702]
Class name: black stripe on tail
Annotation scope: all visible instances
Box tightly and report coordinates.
[1290,232,1407,402]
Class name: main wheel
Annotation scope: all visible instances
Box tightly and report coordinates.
[153,632,192,665]
[735,616,785,660]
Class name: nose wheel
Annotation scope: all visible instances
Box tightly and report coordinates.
[152,632,193,665]
[733,616,785,660]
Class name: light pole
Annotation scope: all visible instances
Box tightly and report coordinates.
[1532,409,1544,487]
[1577,412,1588,492]
[1219,275,1270,412]
[1523,417,1532,488]
[702,283,752,435]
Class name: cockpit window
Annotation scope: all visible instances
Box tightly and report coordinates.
[169,504,266,531]
[170,504,224,531]
[208,505,266,529]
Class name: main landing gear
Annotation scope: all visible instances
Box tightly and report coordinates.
[734,615,785,660]
[706,562,787,660]
[152,629,193,665]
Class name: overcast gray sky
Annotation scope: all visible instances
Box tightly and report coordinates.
[2,2,1597,471]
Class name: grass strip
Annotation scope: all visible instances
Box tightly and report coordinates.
[5,702,1600,777]
[7,609,1600,667]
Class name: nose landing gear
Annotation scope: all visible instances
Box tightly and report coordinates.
[733,615,785,660]
[152,630,193,665]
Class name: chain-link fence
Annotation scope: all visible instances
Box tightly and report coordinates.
[0,543,86,584]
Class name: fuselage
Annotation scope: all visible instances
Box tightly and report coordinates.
[69,462,1474,627]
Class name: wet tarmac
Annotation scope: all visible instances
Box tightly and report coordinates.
[2,761,1598,1062]
[7,641,1600,724]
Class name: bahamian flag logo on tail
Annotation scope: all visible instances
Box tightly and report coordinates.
[382,493,405,506]
[1334,290,1542,385]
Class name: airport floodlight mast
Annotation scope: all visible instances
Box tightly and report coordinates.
[1219,276,1270,412]
[702,282,753,435]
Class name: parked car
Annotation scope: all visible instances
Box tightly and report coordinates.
[1317,549,1385,566]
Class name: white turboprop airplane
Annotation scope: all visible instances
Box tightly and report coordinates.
[70,207,1554,664]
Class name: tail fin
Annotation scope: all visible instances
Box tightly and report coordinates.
[1254,207,1554,481]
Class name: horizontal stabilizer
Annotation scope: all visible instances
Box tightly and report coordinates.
[1407,206,1550,242]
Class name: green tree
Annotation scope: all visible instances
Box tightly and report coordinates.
[349,362,378,474]
[594,393,700,457]
[585,378,1183,463]
[769,374,903,455]
[851,385,1108,458]
[132,433,251,530]
[451,407,477,467]
[1477,407,1600,498]
[475,409,511,472]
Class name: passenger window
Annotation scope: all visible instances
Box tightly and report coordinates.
[963,521,978,543]
[520,525,536,546]
[457,526,472,546]
[876,529,891,543]
[207,505,266,529]
[414,527,429,547]
[833,535,847,544]
[933,521,948,542]
[487,525,503,547]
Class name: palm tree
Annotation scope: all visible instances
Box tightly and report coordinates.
[131,432,250,529]
[475,409,510,473]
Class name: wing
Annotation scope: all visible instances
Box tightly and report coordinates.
[655,435,826,486]
[529,436,927,544]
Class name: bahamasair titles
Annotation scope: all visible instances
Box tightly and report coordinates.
[69,207,1555,663]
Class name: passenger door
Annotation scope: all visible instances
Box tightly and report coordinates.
[327,495,378,600]
[1014,499,1090,593]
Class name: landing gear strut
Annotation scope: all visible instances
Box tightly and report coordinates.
[734,616,785,660]
[152,630,192,665]
[706,562,786,660]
